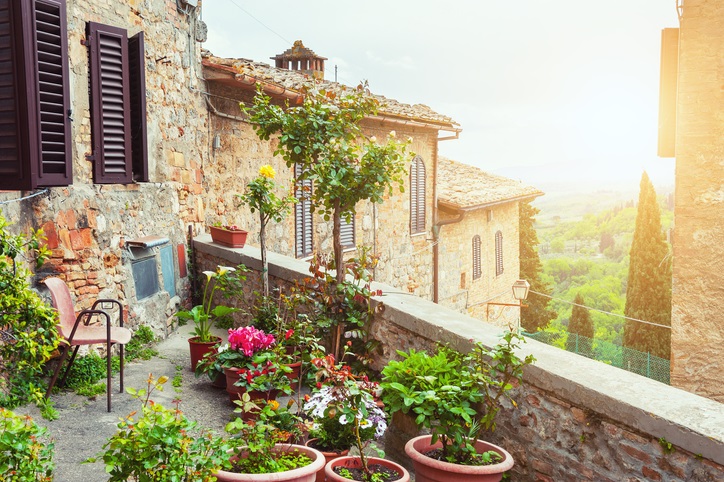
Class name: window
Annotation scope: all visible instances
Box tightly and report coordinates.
[410,156,426,234]
[472,235,481,280]
[295,163,313,258]
[0,0,72,190]
[87,22,147,184]
[340,212,355,249]
[495,230,504,276]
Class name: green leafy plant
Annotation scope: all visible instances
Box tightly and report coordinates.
[381,331,534,466]
[125,324,158,361]
[224,393,312,474]
[659,437,675,454]
[176,265,245,342]
[0,408,55,481]
[86,374,231,481]
[0,214,60,415]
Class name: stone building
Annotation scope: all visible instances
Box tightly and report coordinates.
[668,0,724,402]
[0,0,210,333]
[436,158,542,327]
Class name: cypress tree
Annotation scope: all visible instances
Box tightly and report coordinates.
[566,292,594,357]
[623,172,672,362]
[519,201,557,332]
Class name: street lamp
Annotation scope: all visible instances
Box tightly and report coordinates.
[486,279,530,326]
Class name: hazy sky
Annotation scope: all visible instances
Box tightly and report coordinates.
[200,1,679,189]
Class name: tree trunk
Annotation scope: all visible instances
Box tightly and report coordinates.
[260,211,269,297]
[332,201,343,359]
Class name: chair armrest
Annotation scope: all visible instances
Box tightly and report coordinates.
[91,299,125,328]
[69,309,110,344]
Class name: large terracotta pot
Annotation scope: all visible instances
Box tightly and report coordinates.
[224,367,278,406]
[214,443,325,482]
[324,456,410,482]
[305,438,349,482]
[188,336,220,371]
[404,435,514,482]
[210,226,248,248]
[286,360,302,383]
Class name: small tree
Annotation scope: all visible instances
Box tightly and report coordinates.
[519,201,556,332]
[237,164,296,297]
[566,293,594,356]
[246,83,411,357]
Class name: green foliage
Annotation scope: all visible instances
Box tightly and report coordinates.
[125,325,158,361]
[658,437,675,454]
[566,293,594,356]
[0,214,60,412]
[86,374,231,481]
[519,201,556,332]
[0,408,55,481]
[64,352,107,391]
[381,332,534,465]
[623,172,672,361]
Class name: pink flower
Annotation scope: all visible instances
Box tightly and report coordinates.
[227,326,276,356]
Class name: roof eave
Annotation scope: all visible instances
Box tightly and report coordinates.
[437,191,544,213]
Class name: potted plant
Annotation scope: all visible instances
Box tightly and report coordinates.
[86,374,231,481]
[304,354,407,482]
[176,265,242,371]
[0,408,55,481]
[218,326,292,404]
[214,393,324,482]
[210,224,249,248]
[380,331,535,482]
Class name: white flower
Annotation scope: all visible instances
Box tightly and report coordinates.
[202,270,215,280]
[217,266,236,275]
[369,136,377,143]
[217,343,230,353]
[389,130,396,138]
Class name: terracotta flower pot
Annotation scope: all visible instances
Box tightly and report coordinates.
[224,367,278,406]
[324,456,410,482]
[214,443,325,482]
[305,438,350,482]
[404,435,514,482]
[210,226,248,248]
[285,360,302,383]
[188,336,221,372]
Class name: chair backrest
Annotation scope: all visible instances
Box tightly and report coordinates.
[43,277,76,337]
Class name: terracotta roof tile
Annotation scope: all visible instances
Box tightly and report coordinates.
[202,51,459,128]
[438,157,543,210]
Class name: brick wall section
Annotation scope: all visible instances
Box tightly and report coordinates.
[195,240,724,481]
[671,0,724,401]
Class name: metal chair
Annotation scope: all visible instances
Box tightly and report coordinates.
[43,277,132,411]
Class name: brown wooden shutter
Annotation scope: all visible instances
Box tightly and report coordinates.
[340,214,355,249]
[128,31,147,182]
[472,235,481,280]
[0,0,70,190]
[410,156,426,234]
[295,163,313,258]
[87,22,131,184]
[495,230,504,276]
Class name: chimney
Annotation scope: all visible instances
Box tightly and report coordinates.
[271,40,327,80]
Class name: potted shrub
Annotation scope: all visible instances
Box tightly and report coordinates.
[86,374,231,481]
[0,408,55,481]
[215,394,324,482]
[305,354,408,482]
[380,331,534,482]
[210,224,249,248]
[176,265,243,371]
[218,326,292,404]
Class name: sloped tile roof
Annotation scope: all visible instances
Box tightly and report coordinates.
[438,157,543,210]
[202,51,459,129]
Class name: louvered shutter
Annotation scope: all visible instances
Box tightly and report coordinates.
[0,0,70,190]
[340,214,355,249]
[495,231,502,275]
[295,163,313,258]
[128,31,147,182]
[472,235,481,280]
[410,156,426,234]
[88,22,131,184]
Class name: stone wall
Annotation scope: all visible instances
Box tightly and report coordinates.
[437,202,521,329]
[671,0,724,401]
[195,238,724,481]
[0,0,208,333]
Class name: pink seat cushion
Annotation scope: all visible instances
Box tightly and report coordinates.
[58,325,132,346]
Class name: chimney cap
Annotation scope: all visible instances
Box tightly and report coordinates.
[271,40,327,61]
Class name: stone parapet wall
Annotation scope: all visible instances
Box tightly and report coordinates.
[195,238,724,481]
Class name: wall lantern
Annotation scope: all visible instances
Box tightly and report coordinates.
[512,279,530,302]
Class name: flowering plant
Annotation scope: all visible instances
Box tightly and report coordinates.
[304,354,386,463]
[176,265,244,343]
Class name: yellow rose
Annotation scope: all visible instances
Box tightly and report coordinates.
[259,165,276,179]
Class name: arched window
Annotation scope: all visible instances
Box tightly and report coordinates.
[410,156,426,234]
[495,230,504,276]
[295,164,313,258]
[472,235,481,280]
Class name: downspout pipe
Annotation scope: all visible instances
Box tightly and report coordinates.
[433,211,466,304]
